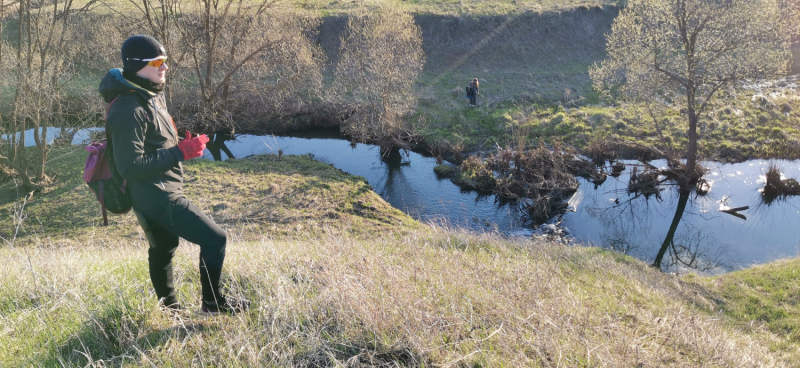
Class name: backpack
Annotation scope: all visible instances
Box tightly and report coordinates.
[84,98,131,225]
[465,86,472,98]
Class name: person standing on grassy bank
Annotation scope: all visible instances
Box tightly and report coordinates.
[468,78,479,107]
[98,35,248,315]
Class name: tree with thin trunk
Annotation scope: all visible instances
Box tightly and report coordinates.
[0,0,96,191]
[168,0,322,133]
[590,0,794,189]
[334,8,424,155]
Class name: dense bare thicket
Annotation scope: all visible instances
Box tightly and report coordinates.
[335,8,424,155]
[0,0,98,191]
[590,0,794,189]
[164,0,323,133]
[446,140,590,223]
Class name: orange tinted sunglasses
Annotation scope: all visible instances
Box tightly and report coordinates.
[126,56,167,68]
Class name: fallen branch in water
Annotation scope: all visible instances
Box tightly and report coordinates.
[719,206,749,214]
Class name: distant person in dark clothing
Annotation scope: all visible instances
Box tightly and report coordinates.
[468,78,479,107]
[98,35,248,315]
[207,128,236,161]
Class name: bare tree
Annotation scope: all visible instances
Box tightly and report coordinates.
[590,0,794,189]
[334,8,424,155]
[0,0,97,191]
[168,0,323,133]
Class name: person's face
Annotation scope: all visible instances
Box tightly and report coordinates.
[136,56,168,84]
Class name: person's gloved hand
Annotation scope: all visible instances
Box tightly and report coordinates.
[177,131,210,160]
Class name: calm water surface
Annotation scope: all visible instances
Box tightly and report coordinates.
[564,160,800,271]
[202,129,524,231]
[207,130,799,272]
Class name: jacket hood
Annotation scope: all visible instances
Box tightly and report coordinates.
[99,68,155,103]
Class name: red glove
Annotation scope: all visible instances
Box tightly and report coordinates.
[177,131,210,160]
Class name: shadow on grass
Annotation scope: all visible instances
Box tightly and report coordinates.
[40,303,217,366]
[294,341,429,368]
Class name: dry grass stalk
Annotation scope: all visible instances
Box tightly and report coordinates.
[763,164,800,198]
[0,226,788,366]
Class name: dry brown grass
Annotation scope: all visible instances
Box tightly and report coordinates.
[0,226,791,366]
[0,149,417,245]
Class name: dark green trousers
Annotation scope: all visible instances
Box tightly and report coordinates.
[134,195,227,305]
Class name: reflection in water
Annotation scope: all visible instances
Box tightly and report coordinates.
[653,192,689,269]
[664,220,728,272]
[649,192,729,272]
[206,129,236,161]
[565,159,800,273]
[377,149,410,201]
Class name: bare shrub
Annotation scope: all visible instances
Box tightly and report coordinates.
[334,8,424,155]
[0,0,99,191]
[452,140,586,223]
[165,1,323,133]
[627,165,662,198]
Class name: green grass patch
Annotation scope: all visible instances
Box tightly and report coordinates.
[686,258,800,351]
[0,145,418,245]
[419,92,800,163]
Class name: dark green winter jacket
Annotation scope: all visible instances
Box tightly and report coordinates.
[98,68,186,212]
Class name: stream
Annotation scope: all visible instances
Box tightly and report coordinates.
[13,127,800,273]
[210,129,799,273]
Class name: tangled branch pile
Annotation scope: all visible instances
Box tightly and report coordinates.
[450,141,587,223]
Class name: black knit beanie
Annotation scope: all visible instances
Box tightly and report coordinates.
[121,35,166,74]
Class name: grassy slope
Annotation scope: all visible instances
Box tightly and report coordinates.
[686,258,800,352]
[1,144,799,366]
[0,146,417,244]
[2,225,798,366]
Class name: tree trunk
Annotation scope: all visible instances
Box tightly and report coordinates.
[684,92,698,189]
[38,125,48,182]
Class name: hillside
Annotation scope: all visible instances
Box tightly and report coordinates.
[2,3,800,363]
[1,145,799,366]
[308,3,800,163]
[315,5,618,103]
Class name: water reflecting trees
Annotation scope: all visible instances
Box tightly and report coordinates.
[652,192,688,269]
[570,161,734,273]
